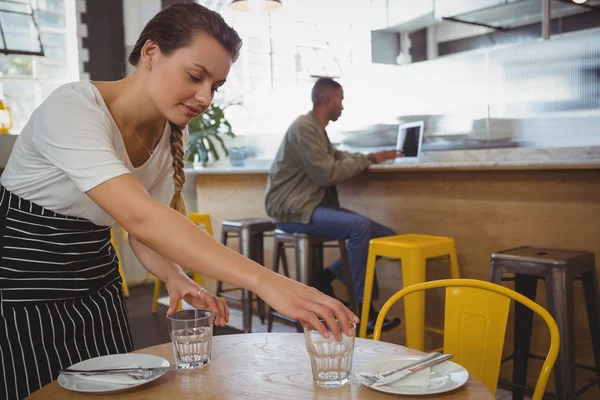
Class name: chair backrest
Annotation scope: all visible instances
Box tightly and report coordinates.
[372,279,560,400]
[110,227,123,258]
[187,212,214,236]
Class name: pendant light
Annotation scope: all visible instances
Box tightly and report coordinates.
[229,0,282,13]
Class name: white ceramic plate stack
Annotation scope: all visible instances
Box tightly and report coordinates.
[58,354,170,393]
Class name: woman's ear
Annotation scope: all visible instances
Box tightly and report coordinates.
[140,39,159,70]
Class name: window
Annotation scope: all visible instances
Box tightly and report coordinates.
[198,0,370,135]
[199,1,365,92]
[0,0,79,134]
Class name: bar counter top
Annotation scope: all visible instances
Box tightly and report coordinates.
[186,146,600,175]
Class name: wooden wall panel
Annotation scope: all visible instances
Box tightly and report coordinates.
[195,168,600,398]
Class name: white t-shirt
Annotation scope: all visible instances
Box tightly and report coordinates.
[0,80,187,226]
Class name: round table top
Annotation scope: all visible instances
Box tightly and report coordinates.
[28,333,493,400]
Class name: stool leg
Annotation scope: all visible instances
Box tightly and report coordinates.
[281,246,290,278]
[238,228,253,333]
[339,241,358,315]
[294,241,309,334]
[402,253,427,351]
[268,241,282,333]
[488,262,503,284]
[257,299,266,324]
[216,231,228,297]
[449,244,460,279]
[312,243,324,277]
[581,268,600,387]
[359,247,378,338]
[296,237,313,286]
[253,233,266,325]
[547,268,576,400]
[241,291,252,333]
[512,274,538,400]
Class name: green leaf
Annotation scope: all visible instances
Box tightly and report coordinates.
[204,136,220,161]
[198,140,208,163]
[213,135,229,157]
[185,102,236,165]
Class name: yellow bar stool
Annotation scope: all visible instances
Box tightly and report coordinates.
[151,212,212,314]
[110,227,130,298]
[359,233,461,350]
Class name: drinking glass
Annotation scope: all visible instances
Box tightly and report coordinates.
[303,320,356,388]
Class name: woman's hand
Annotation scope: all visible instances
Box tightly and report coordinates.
[255,271,359,341]
[166,270,229,327]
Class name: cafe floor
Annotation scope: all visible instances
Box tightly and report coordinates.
[125,283,519,400]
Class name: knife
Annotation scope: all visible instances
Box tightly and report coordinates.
[372,353,454,388]
[60,366,176,375]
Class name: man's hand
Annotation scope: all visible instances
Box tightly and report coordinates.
[374,150,403,163]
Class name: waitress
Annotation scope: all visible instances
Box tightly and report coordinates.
[0,3,357,399]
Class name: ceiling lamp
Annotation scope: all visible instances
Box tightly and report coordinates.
[572,0,587,3]
[229,0,282,13]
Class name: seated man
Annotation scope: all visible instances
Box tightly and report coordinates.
[265,77,401,333]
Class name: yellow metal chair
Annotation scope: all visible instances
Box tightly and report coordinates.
[373,279,560,400]
[151,212,213,314]
[110,228,130,298]
[359,234,460,349]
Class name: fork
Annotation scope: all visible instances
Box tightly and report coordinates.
[60,366,175,374]
[60,367,172,381]
[75,371,156,381]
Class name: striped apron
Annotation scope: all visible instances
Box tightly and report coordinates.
[0,185,133,399]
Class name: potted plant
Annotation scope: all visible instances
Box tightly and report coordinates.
[185,103,235,167]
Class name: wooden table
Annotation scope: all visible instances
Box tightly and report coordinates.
[28,333,493,399]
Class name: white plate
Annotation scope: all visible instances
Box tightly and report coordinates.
[356,356,469,396]
[58,354,170,393]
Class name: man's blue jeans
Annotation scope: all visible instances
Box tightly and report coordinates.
[277,207,395,303]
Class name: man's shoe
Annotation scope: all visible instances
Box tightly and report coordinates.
[366,317,401,335]
[312,277,336,298]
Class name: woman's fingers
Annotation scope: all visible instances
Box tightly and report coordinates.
[165,275,228,326]
[313,304,341,341]
[307,288,359,339]
[167,293,180,315]
[195,289,224,326]
[301,312,328,339]
[194,289,230,327]
[257,273,359,340]
[217,297,229,325]
[295,290,344,341]
[325,297,358,337]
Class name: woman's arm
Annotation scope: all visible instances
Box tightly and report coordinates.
[88,174,357,340]
[128,234,229,326]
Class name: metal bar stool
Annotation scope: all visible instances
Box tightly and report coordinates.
[218,218,275,333]
[267,229,358,332]
[489,246,600,400]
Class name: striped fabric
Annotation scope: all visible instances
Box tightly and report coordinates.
[0,185,133,399]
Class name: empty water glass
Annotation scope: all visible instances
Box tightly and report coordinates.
[303,320,356,388]
[167,310,214,369]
